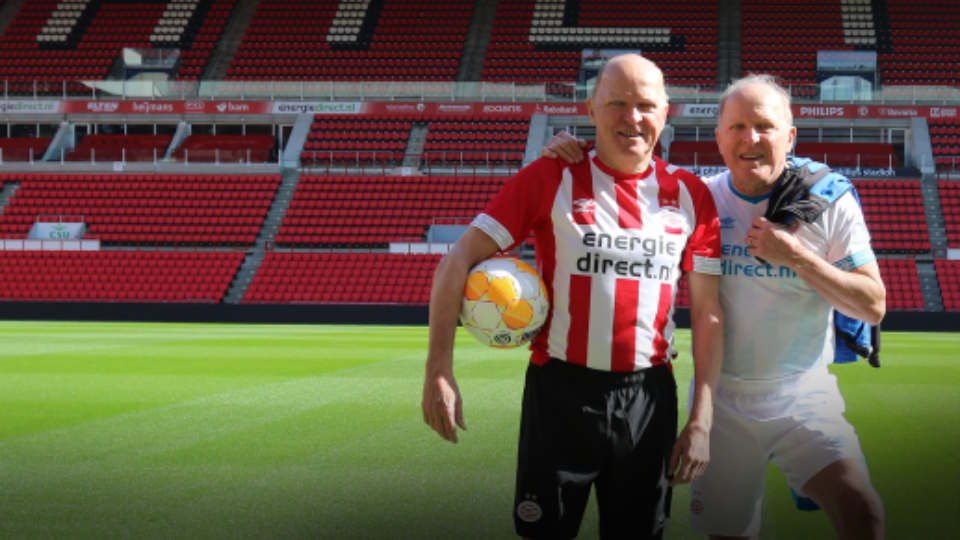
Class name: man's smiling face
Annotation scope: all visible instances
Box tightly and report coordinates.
[587,55,668,175]
[715,83,797,196]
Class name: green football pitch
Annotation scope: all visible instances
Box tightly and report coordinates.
[0,322,957,539]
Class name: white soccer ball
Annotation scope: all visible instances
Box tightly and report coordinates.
[459,256,550,349]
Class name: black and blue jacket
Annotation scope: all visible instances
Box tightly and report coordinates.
[759,156,881,368]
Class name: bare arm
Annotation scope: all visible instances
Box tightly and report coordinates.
[540,130,588,163]
[747,217,886,325]
[422,227,501,443]
[669,271,724,485]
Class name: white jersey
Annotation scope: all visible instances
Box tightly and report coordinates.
[704,170,876,379]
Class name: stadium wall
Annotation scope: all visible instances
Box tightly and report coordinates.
[0,303,956,332]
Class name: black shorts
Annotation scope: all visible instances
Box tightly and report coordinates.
[513,359,678,540]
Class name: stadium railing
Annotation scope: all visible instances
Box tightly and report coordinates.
[4,80,959,105]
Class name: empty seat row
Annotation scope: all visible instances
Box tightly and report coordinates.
[243,252,442,304]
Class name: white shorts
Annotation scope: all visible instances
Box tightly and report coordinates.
[688,366,864,537]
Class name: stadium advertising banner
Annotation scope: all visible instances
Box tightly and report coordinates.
[0,100,60,114]
[28,222,85,240]
[673,103,958,119]
[272,102,364,114]
[59,101,275,114]
[5,100,954,119]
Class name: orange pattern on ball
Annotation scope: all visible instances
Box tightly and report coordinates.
[486,276,519,308]
[464,271,489,301]
[502,299,534,330]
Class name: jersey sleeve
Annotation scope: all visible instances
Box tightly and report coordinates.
[470,157,563,252]
[826,191,876,271]
[679,173,723,275]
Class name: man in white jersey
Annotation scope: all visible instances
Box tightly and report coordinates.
[422,54,725,539]
[542,75,887,539]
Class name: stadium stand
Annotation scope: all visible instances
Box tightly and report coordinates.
[0,0,235,93]
[0,0,955,316]
[243,251,440,304]
[668,141,721,166]
[0,173,279,246]
[856,179,930,255]
[483,0,718,94]
[422,113,530,166]
[877,258,924,311]
[0,250,241,302]
[934,260,960,312]
[300,114,411,166]
[276,174,505,248]
[743,0,959,97]
[938,180,960,249]
[65,134,172,162]
[226,0,471,81]
[660,141,897,169]
[742,0,855,96]
[0,137,52,161]
[795,143,898,168]
[169,135,274,163]
[931,117,959,171]
[880,0,960,90]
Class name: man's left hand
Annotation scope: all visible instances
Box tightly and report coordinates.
[669,423,709,486]
[745,216,803,267]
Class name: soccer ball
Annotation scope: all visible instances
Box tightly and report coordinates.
[459,256,550,349]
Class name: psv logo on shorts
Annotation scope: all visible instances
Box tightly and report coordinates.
[517,501,542,522]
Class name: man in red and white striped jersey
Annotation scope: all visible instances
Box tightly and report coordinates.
[422,54,724,540]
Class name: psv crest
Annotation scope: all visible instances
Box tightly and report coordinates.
[659,198,685,234]
[517,501,542,522]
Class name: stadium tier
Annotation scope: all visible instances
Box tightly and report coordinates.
[65,134,173,162]
[934,260,960,312]
[0,173,280,246]
[226,0,471,81]
[243,251,440,304]
[877,258,924,311]
[668,141,722,166]
[743,0,959,96]
[169,135,275,163]
[931,117,959,171]
[667,142,897,169]
[300,114,412,166]
[423,113,531,166]
[0,0,235,92]
[0,0,957,312]
[939,181,960,249]
[0,137,52,161]
[856,179,930,255]
[795,143,898,168]
[484,0,718,91]
[881,0,960,89]
[0,250,242,302]
[277,174,505,248]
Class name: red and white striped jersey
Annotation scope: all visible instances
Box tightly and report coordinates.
[472,151,722,372]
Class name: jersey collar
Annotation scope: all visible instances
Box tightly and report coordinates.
[727,173,773,204]
[590,150,657,181]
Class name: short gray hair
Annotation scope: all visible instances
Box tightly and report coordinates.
[719,74,793,126]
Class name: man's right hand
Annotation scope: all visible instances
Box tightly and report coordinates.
[540,130,588,163]
[422,368,467,443]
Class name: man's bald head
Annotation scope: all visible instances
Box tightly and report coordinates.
[590,54,668,106]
